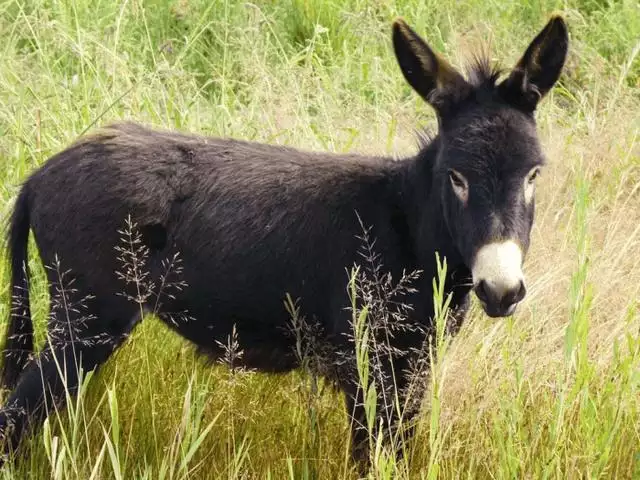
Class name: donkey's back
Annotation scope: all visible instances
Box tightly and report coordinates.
[18,122,407,365]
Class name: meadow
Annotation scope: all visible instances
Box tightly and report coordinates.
[0,0,639,478]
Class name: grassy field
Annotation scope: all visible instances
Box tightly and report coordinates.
[0,0,639,478]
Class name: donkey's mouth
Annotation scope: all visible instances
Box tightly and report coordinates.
[478,298,518,318]
[471,240,527,318]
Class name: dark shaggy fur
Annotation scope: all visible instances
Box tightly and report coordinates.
[0,16,568,467]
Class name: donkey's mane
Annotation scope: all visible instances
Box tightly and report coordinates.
[465,55,504,89]
[412,55,509,163]
[426,53,507,115]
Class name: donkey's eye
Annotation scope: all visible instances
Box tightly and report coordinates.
[449,170,465,187]
[524,167,540,204]
[527,167,540,184]
[448,169,469,204]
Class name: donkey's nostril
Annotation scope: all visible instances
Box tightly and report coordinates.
[501,279,526,306]
[514,280,527,304]
[474,279,491,305]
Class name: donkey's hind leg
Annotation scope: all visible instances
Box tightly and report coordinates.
[0,296,139,461]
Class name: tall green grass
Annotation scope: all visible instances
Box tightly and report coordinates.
[0,0,638,478]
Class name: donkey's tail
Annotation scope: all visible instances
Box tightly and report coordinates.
[1,186,34,390]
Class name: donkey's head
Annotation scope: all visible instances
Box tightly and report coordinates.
[393,16,568,317]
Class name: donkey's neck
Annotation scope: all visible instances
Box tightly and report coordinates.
[397,137,460,262]
[384,139,472,330]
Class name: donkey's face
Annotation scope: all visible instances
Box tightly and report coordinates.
[438,106,544,317]
[393,16,568,317]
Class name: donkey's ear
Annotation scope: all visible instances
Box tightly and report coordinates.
[499,15,569,112]
[392,18,469,113]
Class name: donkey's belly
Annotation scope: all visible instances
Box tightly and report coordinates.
[161,308,301,373]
